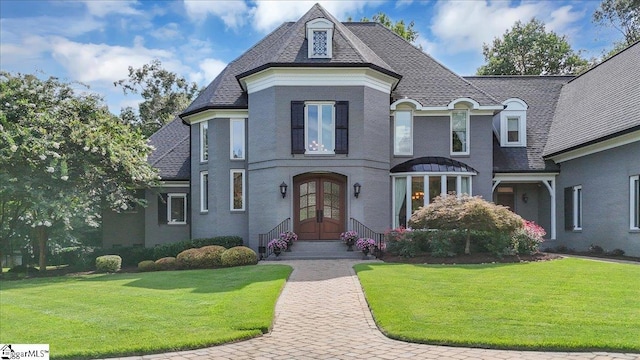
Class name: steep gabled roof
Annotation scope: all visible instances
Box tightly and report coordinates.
[346,22,500,107]
[148,118,190,180]
[465,76,572,172]
[543,41,640,157]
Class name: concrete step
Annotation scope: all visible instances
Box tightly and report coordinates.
[263,240,372,260]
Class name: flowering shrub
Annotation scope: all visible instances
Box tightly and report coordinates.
[512,220,546,255]
[340,230,358,244]
[268,238,288,252]
[280,231,298,244]
[385,226,411,243]
[356,238,376,252]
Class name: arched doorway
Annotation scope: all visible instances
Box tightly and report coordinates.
[293,173,346,240]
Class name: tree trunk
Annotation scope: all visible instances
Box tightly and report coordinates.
[464,230,471,255]
[36,226,48,272]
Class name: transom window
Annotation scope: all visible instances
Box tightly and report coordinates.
[230,119,245,160]
[393,174,472,228]
[394,111,412,156]
[451,110,469,155]
[305,102,335,154]
[168,193,187,225]
[631,175,639,230]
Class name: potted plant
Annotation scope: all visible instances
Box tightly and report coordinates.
[356,238,376,259]
[280,231,298,252]
[340,230,359,251]
[268,238,288,258]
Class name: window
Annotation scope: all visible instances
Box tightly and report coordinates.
[631,175,639,230]
[306,18,333,59]
[451,110,469,154]
[305,102,334,154]
[230,170,245,211]
[200,122,208,162]
[200,171,208,213]
[394,111,412,155]
[312,30,328,56]
[230,119,245,160]
[393,174,473,228]
[565,186,582,230]
[167,193,187,225]
[507,117,520,143]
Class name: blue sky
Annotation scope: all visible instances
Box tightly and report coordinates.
[0,0,622,114]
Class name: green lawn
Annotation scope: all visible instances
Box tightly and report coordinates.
[0,265,292,359]
[355,258,640,352]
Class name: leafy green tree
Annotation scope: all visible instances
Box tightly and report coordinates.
[114,60,200,137]
[593,0,640,57]
[349,12,419,43]
[410,194,523,255]
[477,18,588,75]
[0,72,159,270]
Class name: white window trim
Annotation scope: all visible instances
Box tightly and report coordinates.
[167,193,187,225]
[503,115,526,146]
[200,171,209,213]
[306,18,333,59]
[230,169,246,211]
[394,110,413,156]
[200,122,208,163]
[499,98,527,147]
[573,185,582,231]
[631,175,639,230]
[304,101,335,155]
[451,110,470,155]
[230,118,245,160]
[391,173,474,228]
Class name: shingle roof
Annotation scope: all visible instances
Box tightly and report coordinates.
[543,42,640,157]
[465,76,572,172]
[148,118,190,180]
[182,4,502,116]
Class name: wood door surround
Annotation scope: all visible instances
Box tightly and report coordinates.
[294,174,346,240]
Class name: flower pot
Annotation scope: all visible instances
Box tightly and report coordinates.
[285,241,292,252]
[362,248,369,259]
[273,248,282,257]
[346,239,355,251]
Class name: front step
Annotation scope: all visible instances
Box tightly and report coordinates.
[263,240,370,260]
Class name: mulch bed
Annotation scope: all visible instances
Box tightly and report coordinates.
[382,252,562,264]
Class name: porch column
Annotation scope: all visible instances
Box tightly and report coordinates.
[542,179,556,240]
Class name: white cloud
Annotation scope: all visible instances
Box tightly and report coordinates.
[83,0,142,17]
[546,5,585,37]
[0,15,104,39]
[183,0,249,29]
[189,58,227,85]
[150,23,182,40]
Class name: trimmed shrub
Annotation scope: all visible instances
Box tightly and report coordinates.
[589,244,604,254]
[96,255,122,273]
[155,257,177,270]
[220,246,258,267]
[138,260,158,272]
[198,245,226,268]
[153,236,243,259]
[176,248,202,269]
[607,249,625,256]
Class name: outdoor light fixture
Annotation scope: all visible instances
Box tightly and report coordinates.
[522,193,529,203]
[280,182,288,198]
[353,182,361,198]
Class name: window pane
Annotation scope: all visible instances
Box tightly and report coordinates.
[394,111,412,155]
[429,176,441,204]
[394,177,407,227]
[201,123,208,161]
[635,178,639,227]
[313,30,327,56]
[307,105,319,151]
[447,176,457,195]
[170,197,185,223]
[201,173,208,211]
[411,176,424,213]
[233,172,243,210]
[461,176,470,195]
[452,110,467,153]
[321,104,334,152]
[507,117,519,142]
[576,187,582,228]
[231,120,245,159]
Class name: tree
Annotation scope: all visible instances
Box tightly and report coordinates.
[593,0,640,57]
[409,194,523,255]
[0,72,159,271]
[477,18,588,75]
[114,60,200,137]
[349,12,419,43]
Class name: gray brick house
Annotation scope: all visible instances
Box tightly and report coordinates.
[103,4,640,257]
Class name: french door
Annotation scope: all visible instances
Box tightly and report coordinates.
[294,174,345,240]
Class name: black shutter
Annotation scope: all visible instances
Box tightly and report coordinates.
[291,101,305,154]
[564,187,573,230]
[335,101,349,154]
[158,193,168,224]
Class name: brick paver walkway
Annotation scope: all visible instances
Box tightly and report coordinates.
[107,260,638,360]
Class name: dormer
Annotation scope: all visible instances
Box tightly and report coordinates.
[306,18,334,59]
[496,98,528,147]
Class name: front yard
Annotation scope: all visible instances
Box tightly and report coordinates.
[355,258,640,352]
[0,265,292,359]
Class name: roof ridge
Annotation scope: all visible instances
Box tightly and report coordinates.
[151,135,189,168]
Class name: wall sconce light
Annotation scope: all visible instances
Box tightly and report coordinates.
[522,193,528,203]
[280,182,288,198]
[353,182,361,198]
